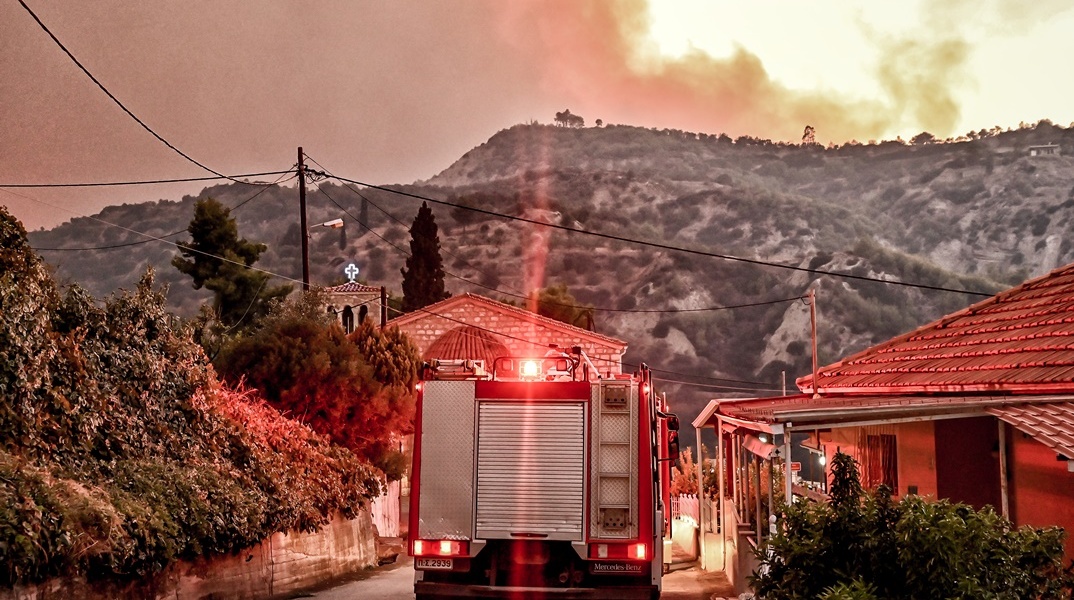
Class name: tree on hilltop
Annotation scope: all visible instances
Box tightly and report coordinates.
[554,109,585,128]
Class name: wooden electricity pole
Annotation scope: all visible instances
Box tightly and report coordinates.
[299,147,309,291]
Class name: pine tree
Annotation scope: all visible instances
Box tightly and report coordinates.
[400,201,449,312]
[172,197,291,328]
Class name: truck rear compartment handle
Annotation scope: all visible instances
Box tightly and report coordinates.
[510,532,549,538]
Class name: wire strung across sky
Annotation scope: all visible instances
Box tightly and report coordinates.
[27,171,297,251]
[0,170,294,189]
[304,153,533,299]
[9,181,802,393]
[15,0,244,183]
[304,155,814,315]
[325,174,993,298]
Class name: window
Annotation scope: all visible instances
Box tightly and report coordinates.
[864,434,898,491]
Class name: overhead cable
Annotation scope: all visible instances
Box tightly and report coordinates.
[29,171,296,251]
[16,0,238,181]
[0,170,294,188]
[326,174,991,298]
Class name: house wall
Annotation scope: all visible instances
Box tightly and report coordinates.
[391,304,623,374]
[896,421,938,498]
[935,417,1001,509]
[823,421,937,498]
[1009,432,1074,561]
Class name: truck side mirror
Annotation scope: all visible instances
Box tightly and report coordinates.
[667,430,680,459]
[666,414,679,432]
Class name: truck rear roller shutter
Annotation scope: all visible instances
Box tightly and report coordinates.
[476,402,586,541]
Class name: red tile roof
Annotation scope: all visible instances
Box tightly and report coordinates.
[988,402,1074,458]
[323,282,381,294]
[388,293,626,349]
[424,325,510,364]
[799,263,1074,395]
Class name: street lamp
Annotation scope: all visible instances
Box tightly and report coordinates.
[302,217,345,289]
[312,218,344,230]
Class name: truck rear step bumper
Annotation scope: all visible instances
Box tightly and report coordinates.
[415,581,657,599]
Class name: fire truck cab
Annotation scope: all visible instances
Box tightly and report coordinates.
[409,348,679,599]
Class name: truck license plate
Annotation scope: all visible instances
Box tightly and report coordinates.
[415,558,453,570]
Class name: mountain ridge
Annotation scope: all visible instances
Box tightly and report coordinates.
[25,120,1074,413]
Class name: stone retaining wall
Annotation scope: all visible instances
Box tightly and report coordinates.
[2,510,377,600]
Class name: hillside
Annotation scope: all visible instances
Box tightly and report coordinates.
[26,120,1074,415]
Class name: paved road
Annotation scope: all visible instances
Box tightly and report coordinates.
[297,556,415,600]
[300,557,736,600]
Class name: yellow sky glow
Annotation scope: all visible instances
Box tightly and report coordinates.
[644,0,1074,139]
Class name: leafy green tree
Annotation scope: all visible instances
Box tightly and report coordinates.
[400,201,449,313]
[1,207,377,585]
[172,197,291,328]
[752,451,1073,599]
[216,291,421,479]
[529,283,595,330]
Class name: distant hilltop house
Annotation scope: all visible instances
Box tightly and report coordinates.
[387,293,627,375]
[1028,143,1061,157]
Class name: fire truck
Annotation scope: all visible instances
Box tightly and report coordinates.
[408,348,680,599]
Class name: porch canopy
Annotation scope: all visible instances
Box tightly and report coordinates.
[694,392,1074,501]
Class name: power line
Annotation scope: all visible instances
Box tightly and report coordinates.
[326,174,992,298]
[316,180,806,316]
[306,156,807,315]
[314,178,543,300]
[28,171,296,251]
[304,154,530,298]
[15,183,779,392]
[15,0,236,181]
[0,170,294,188]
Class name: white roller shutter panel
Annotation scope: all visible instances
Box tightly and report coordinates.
[475,401,586,541]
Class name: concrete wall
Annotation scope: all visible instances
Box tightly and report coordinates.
[2,511,377,600]
[671,517,698,558]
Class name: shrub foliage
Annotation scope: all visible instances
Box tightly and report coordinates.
[0,208,379,587]
[752,452,1073,599]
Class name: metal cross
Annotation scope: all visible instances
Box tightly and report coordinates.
[345,263,360,283]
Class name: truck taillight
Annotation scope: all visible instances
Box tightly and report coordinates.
[589,542,649,561]
[413,539,468,557]
[632,543,647,560]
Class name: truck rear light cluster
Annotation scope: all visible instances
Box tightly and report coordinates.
[590,542,648,561]
[413,539,469,557]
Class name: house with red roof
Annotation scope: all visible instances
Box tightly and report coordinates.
[386,293,627,374]
[692,263,1074,588]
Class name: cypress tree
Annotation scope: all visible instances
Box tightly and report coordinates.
[400,201,449,312]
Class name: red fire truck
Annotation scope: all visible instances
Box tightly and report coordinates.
[408,348,680,599]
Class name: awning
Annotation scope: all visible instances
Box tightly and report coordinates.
[742,434,777,460]
[988,401,1074,459]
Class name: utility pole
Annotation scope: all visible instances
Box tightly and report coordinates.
[299,147,309,291]
[809,288,819,398]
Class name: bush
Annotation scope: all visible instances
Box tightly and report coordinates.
[752,452,1073,599]
[0,207,379,587]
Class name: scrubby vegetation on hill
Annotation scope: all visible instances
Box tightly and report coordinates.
[1,208,378,587]
[27,120,1074,419]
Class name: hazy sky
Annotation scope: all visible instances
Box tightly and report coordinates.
[3,0,1073,231]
